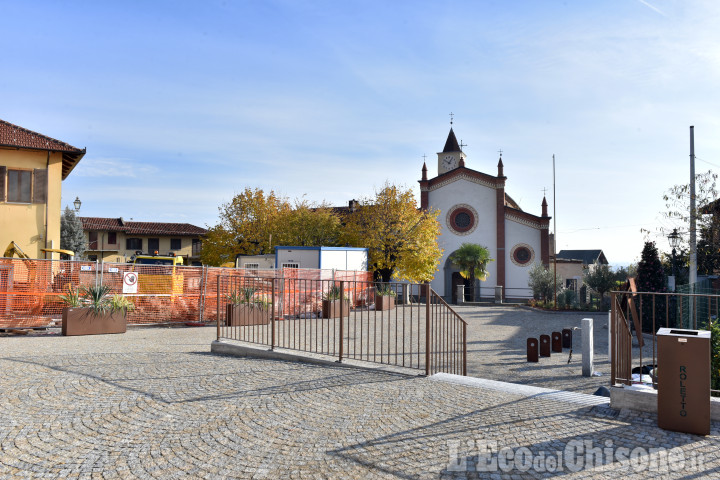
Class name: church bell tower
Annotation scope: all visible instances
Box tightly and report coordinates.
[437,126,466,174]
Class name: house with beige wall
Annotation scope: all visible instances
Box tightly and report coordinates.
[79,217,206,265]
[0,119,85,260]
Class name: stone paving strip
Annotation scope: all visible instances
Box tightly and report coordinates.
[1,327,719,479]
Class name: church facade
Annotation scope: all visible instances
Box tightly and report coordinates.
[419,128,550,301]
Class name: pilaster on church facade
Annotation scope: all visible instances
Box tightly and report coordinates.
[419,126,550,301]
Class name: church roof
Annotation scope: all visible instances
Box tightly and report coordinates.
[442,128,461,152]
[504,193,520,210]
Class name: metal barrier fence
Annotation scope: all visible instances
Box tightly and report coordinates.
[216,276,467,376]
[0,258,369,328]
[610,289,719,396]
[460,285,533,302]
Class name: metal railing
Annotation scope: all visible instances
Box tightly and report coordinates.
[217,275,468,376]
[610,289,719,396]
[459,285,532,302]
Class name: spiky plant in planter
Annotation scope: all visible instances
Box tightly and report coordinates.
[60,284,131,336]
[225,286,270,326]
[322,284,350,319]
[375,284,396,311]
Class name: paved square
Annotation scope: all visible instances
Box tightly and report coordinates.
[1,324,718,478]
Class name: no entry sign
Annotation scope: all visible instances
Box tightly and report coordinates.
[123,272,138,294]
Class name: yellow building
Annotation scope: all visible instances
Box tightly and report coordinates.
[79,217,206,265]
[0,119,85,259]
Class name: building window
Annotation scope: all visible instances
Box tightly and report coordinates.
[446,204,478,235]
[170,238,181,250]
[126,238,142,251]
[566,278,578,291]
[7,170,32,203]
[510,244,535,266]
[88,231,98,250]
[244,263,259,275]
[192,238,201,255]
[88,255,98,262]
[108,232,117,245]
[148,238,160,253]
[282,263,299,269]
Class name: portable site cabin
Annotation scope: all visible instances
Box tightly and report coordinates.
[275,246,368,271]
[235,254,275,270]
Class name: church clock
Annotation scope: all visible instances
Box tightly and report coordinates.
[441,155,457,172]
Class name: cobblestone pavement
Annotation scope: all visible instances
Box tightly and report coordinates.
[456,305,645,395]
[2,327,719,479]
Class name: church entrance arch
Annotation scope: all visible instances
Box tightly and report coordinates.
[444,252,472,303]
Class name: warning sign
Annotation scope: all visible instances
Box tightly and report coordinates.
[123,272,138,294]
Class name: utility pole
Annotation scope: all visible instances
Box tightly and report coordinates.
[553,154,557,309]
[690,126,697,285]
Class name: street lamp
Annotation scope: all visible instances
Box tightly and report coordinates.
[73,196,82,212]
[668,228,681,290]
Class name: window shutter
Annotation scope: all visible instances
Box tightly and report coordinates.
[32,169,48,204]
[0,166,5,202]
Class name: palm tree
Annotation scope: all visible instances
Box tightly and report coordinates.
[449,243,494,301]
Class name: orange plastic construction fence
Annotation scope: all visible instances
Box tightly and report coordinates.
[0,258,372,329]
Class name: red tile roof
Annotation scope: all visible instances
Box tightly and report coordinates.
[79,217,207,236]
[0,119,86,179]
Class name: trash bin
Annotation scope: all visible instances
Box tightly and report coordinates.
[657,328,711,435]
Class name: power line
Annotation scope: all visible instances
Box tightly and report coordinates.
[560,223,655,234]
[696,156,720,169]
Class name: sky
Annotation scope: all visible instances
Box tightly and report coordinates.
[2,0,720,266]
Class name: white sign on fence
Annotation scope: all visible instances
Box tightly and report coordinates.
[80,265,92,271]
[108,267,119,273]
[123,272,139,294]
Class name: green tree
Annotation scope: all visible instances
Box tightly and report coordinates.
[527,262,563,302]
[613,264,637,283]
[341,183,442,283]
[449,243,493,301]
[636,241,667,332]
[60,206,86,258]
[583,261,616,305]
[649,170,720,275]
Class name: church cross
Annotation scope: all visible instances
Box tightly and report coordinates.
[459,139,467,151]
[498,148,503,157]
[422,154,427,162]
[449,112,454,125]
[542,187,548,196]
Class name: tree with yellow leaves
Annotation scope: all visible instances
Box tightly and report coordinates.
[341,183,442,283]
[201,188,343,266]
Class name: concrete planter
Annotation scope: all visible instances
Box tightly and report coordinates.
[62,307,127,336]
[375,295,395,311]
[227,304,269,326]
[322,299,350,319]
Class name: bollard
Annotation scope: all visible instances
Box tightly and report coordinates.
[540,334,551,357]
[551,332,562,352]
[402,285,410,305]
[495,285,503,304]
[581,318,593,377]
[456,285,465,305]
[527,338,539,362]
[562,328,573,349]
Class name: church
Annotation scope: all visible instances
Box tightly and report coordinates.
[419,126,550,302]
